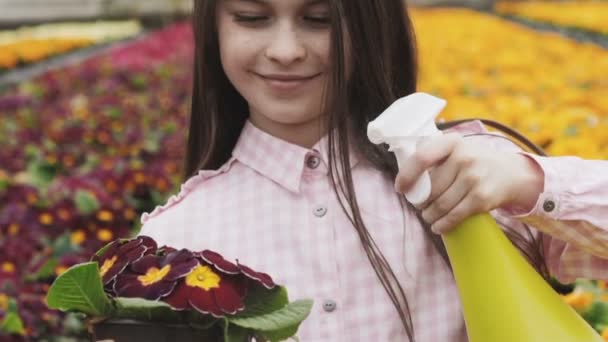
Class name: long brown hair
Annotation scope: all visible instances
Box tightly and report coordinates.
[185,1,548,340]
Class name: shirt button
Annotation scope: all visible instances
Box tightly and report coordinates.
[323,300,337,312]
[543,200,556,213]
[306,155,321,169]
[313,205,327,217]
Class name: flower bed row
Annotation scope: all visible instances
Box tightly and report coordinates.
[0,21,142,72]
[0,22,193,340]
[412,8,608,159]
[495,1,608,35]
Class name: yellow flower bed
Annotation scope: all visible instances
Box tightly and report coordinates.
[411,8,608,159]
[495,1,608,34]
[0,38,93,69]
[0,21,142,71]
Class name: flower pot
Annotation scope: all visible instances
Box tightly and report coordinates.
[90,319,225,342]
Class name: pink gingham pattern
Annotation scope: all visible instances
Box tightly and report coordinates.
[139,120,608,342]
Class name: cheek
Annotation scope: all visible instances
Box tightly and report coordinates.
[217,23,255,82]
[311,33,332,70]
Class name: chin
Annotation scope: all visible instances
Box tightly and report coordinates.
[258,105,321,124]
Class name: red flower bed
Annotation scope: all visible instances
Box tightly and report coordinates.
[0,22,195,340]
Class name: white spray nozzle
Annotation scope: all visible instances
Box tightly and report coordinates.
[367,92,447,205]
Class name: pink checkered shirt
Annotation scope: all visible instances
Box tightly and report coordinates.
[140,120,608,342]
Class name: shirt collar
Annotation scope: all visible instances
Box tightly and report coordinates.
[232,120,360,194]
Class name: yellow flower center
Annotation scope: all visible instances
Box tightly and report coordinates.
[185,265,221,291]
[97,210,114,222]
[46,154,58,164]
[39,213,54,225]
[97,228,113,242]
[155,178,169,192]
[58,209,72,221]
[8,223,19,236]
[1,262,15,273]
[134,172,146,184]
[138,265,171,286]
[106,180,119,192]
[26,193,38,205]
[0,293,8,311]
[63,155,76,167]
[55,266,69,276]
[113,199,124,208]
[100,256,117,277]
[70,230,86,245]
[123,208,136,220]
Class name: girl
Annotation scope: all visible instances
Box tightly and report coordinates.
[139,0,608,341]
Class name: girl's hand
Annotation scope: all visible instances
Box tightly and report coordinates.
[394,133,544,234]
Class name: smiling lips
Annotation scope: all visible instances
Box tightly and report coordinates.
[256,72,320,91]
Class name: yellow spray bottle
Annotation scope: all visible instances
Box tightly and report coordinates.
[367,92,603,342]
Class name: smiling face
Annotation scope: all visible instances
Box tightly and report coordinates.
[216,0,349,147]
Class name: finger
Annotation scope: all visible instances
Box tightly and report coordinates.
[395,133,461,194]
[421,174,469,225]
[418,152,462,211]
[431,189,488,234]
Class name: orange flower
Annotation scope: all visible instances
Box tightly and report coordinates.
[601,327,608,341]
[562,291,593,311]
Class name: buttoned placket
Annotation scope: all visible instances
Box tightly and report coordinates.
[302,152,343,340]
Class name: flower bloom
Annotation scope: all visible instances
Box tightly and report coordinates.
[91,235,157,286]
[113,248,198,300]
[562,291,594,311]
[164,250,275,317]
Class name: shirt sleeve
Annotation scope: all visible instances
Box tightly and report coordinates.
[444,120,608,283]
[494,152,608,283]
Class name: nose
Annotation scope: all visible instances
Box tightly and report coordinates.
[264,22,307,66]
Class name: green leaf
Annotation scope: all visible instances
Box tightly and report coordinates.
[258,323,300,342]
[229,300,313,335]
[162,122,177,134]
[26,159,58,187]
[143,135,160,153]
[130,74,148,90]
[0,178,8,191]
[582,301,608,326]
[0,299,25,335]
[223,320,251,342]
[1,312,25,335]
[229,285,312,341]
[7,298,18,313]
[24,144,39,160]
[94,239,126,259]
[113,297,183,323]
[46,262,113,317]
[237,286,289,318]
[25,257,58,282]
[53,232,82,256]
[62,312,87,335]
[150,189,168,206]
[74,190,100,215]
[79,154,100,173]
[104,107,122,119]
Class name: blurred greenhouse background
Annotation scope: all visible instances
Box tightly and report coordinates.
[0,0,607,340]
